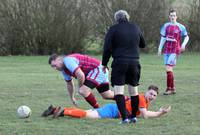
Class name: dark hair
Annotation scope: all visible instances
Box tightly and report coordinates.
[148,85,159,94]
[48,54,58,64]
[169,9,176,15]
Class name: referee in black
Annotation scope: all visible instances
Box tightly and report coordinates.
[102,10,146,124]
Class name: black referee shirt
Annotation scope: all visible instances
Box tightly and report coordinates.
[102,21,146,66]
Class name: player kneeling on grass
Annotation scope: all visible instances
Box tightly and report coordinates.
[42,85,171,121]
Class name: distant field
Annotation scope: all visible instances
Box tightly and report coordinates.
[0,53,200,135]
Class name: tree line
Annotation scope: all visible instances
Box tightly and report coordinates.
[0,0,199,55]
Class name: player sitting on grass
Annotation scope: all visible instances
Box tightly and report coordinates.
[41,85,171,121]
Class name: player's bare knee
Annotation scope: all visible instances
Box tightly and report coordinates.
[79,86,92,97]
[102,95,109,99]
[78,87,86,95]
[100,91,113,100]
[102,94,111,100]
[78,89,84,96]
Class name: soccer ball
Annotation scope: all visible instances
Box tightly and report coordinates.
[17,105,31,118]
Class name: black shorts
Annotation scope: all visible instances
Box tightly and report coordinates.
[84,80,110,93]
[111,63,141,86]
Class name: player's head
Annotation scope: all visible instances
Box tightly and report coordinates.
[145,85,159,102]
[114,10,130,23]
[48,54,64,71]
[169,9,177,23]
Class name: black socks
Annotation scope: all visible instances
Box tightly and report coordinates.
[131,95,139,118]
[115,95,127,121]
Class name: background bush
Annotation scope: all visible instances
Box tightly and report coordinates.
[91,0,167,53]
[188,0,200,51]
[0,0,199,55]
[0,0,93,55]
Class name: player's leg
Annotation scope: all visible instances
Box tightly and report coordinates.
[63,107,87,118]
[64,108,100,119]
[65,103,120,119]
[79,84,99,108]
[128,85,139,123]
[114,85,127,122]
[97,84,114,100]
[164,53,176,95]
[126,64,141,123]
[94,65,114,100]
[81,67,115,108]
[97,84,128,101]
[111,64,129,123]
[52,107,88,118]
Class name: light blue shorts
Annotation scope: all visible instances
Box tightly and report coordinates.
[86,65,109,85]
[164,53,177,66]
[96,103,119,118]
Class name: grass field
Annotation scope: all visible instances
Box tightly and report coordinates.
[0,53,200,135]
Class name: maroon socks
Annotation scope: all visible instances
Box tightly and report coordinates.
[167,71,174,90]
[85,93,99,108]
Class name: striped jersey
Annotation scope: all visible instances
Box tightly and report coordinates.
[160,22,188,54]
[61,53,100,81]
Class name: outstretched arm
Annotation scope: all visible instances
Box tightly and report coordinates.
[139,106,171,119]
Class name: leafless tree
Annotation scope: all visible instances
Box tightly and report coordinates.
[188,0,200,51]
[91,0,167,53]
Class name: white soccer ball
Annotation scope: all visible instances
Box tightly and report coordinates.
[17,105,31,118]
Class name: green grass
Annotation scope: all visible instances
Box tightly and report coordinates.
[0,53,200,135]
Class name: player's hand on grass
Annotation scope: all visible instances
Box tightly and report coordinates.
[159,105,171,114]
[71,97,78,107]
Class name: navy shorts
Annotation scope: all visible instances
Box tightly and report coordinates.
[96,103,119,118]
